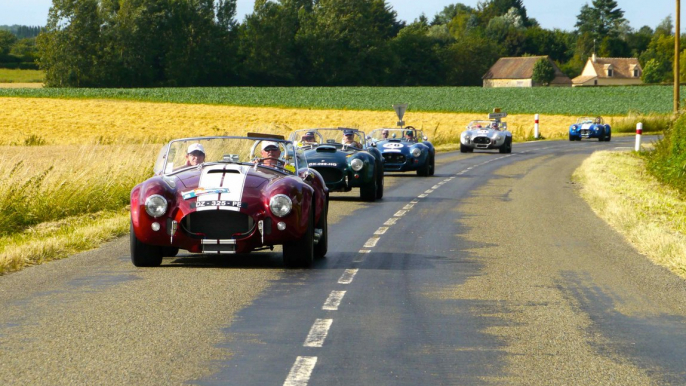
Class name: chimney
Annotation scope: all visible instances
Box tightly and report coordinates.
[592,53,597,63]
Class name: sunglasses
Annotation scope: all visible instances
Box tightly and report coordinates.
[264,147,279,151]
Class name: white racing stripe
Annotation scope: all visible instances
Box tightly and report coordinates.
[322,290,346,310]
[338,269,359,284]
[283,356,317,386]
[196,164,248,212]
[304,319,333,347]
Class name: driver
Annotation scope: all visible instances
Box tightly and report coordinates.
[184,143,206,166]
[301,131,318,145]
[405,130,416,142]
[381,129,389,139]
[342,129,362,148]
[491,122,499,130]
[259,141,282,167]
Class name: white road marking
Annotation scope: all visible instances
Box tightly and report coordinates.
[353,254,367,263]
[364,237,379,248]
[394,210,407,217]
[418,194,428,198]
[304,319,333,347]
[424,189,434,194]
[431,185,440,189]
[374,227,388,235]
[403,204,415,210]
[411,199,419,204]
[323,290,346,310]
[284,356,317,386]
[338,269,359,284]
[384,218,398,226]
[358,249,371,254]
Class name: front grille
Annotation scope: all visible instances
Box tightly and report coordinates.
[473,136,491,144]
[383,153,406,164]
[312,167,343,184]
[183,211,254,239]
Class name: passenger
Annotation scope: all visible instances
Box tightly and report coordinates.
[185,143,206,166]
[342,129,362,148]
[381,129,389,139]
[259,141,282,167]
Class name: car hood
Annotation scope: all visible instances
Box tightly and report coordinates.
[305,147,354,167]
[173,163,281,202]
[464,128,499,137]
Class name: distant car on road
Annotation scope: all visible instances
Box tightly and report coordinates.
[368,127,435,176]
[568,116,612,141]
[130,135,329,268]
[460,119,512,154]
[289,128,384,201]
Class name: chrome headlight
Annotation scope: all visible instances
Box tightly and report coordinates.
[269,194,292,217]
[145,194,168,218]
[350,158,364,171]
[411,148,421,157]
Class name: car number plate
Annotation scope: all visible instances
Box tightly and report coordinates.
[194,200,242,208]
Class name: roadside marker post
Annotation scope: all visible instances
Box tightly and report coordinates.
[635,122,643,152]
[534,114,540,139]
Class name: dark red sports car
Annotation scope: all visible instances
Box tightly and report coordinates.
[130,134,329,268]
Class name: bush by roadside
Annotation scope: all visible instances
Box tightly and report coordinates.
[644,112,686,194]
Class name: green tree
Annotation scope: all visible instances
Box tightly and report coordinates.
[442,34,503,86]
[387,23,446,85]
[532,57,555,86]
[575,0,626,39]
[0,30,18,56]
[9,38,39,62]
[642,58,665,83]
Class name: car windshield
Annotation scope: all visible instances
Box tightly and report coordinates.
[577,117,595,124]
[467,121,495,130]
[369,128,421,141]
[153,137,301,175]
[290,128,366,149]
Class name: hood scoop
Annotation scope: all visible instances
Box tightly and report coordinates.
[316,146,337,153]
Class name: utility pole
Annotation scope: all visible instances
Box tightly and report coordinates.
[676,0,681,113]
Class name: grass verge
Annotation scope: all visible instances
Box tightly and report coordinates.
[573,151,686,279]
[0,69,44,83]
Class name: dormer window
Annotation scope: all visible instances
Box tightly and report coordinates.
[604,64,613,77]
[630,64,640,77]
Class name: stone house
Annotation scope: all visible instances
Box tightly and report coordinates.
[482,56,572,88]
[572,54,643,86]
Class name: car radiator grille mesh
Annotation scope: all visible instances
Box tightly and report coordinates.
[312,167,343,184]
[473,137,491,144]
[383,153,406,163]
[183,211,254,239]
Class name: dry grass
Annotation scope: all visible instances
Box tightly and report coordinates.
[573,151,686,279]
[1,97,596,146]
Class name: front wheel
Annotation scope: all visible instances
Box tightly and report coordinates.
[460,143,473,153]
[283,205,314,268]
[428,156,435,176]
[130,222,163,267]
[314,201,328,259]
[360,171,377,201]
[499,138,512,154]
[375,172,384,199]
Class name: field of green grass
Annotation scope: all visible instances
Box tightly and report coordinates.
[0,69,44,83]
[0,85,683,116]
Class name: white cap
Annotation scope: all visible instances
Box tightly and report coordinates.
[261,141,280,150]
[187,143,205,154]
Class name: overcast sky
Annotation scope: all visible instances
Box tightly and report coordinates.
[0,0,680,32]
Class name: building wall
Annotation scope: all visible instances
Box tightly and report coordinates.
[597,78,643,86]
[483,79,533,88]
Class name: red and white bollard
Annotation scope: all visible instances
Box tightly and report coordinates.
[635,122,643,151]
[534,114,540,139]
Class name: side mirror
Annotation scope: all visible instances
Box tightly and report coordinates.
[392,133,397,138]
[423,136,428,141]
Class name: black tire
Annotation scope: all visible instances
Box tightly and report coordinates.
[283,205,314,268]
[606,132,612,142]
[161,246,179,257]
[417,158,431,176]
[428,156,435,176]
[499,138,512,154]
[314,201,328,259]
[569,134,574,141]
[360,171,377,201]
[130,222,163,267]
[460,143,472,153]
[375,172,384,199]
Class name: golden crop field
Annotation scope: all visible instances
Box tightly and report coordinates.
[0,97,592,147]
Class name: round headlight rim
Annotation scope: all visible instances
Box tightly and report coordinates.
[411,148,422,158]
[269,194,293,218]
[350,158,364,171]
[145,194,168,218]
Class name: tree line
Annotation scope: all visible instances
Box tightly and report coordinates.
[13,0,684,87]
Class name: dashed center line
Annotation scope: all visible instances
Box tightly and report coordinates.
[322,291,346,310]
[304,319,333,348]
[394,210,407,217]
[384,218,398,226]
[363,237,379,248]
[338,269,358,284]
[402,204,415,210]
[284,356,317,386]
[374,227,388,235]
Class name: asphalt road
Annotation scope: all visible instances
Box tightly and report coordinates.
[2,135,685,385]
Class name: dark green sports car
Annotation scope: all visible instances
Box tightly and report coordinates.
[289,128,384,201]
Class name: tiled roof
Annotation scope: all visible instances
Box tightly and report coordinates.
[589,57,641,78]
[571,75,596,84]
[483,56,571,84]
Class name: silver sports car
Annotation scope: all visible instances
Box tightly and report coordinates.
[460,120,512,154]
